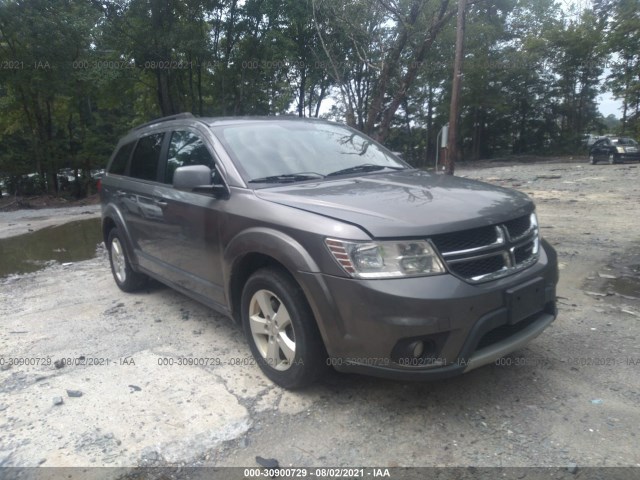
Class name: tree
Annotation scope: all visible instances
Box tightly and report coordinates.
[313,0,458,142]
[0,0,102,194]
[547,9,607,149]
[600,0,640,136]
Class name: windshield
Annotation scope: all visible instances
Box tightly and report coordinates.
[211,120,408,184]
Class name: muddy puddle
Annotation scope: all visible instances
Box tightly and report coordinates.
[605,274,640,298]
[0,218,102,277]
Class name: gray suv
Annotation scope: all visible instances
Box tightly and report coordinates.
[100,114,558,389]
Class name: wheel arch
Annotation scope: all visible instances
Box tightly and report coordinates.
[223,228,320,323]
[228,253,290,323]
[101,205,139,269]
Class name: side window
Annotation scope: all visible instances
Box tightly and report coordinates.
[130,133,164,181]
[165,131,217,184]
[108,141,135,175]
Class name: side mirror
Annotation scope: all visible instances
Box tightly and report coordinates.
[173,165,228,198]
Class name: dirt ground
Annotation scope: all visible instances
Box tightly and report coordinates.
[0,160,639,475]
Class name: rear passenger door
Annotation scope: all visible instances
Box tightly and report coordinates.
[120,132,168,268]
[151,129,227,307]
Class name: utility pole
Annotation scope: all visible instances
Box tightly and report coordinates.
[444,0,467,176]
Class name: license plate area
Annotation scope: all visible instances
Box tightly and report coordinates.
[506,278,545,324]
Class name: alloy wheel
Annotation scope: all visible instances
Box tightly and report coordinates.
[248,289,296,371]
[111,237,127,284]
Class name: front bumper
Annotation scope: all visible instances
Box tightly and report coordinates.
[298,239,558,380]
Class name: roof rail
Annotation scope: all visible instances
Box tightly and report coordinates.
[133,112,195,131]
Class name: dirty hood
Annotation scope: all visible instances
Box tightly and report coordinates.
[254,170,534,238]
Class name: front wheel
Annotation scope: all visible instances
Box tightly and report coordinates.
[241,267,326,389]
[608,153,618,165]
[589,154,596,165]
[107,228,148,292]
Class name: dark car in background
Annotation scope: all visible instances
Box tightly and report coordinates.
[589,137,640,164]
[100,114,558,389]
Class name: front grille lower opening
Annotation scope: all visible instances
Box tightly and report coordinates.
[474,301,555,352]
[475,314,541,351]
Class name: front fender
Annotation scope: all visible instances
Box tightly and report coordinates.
[223,227,320,280]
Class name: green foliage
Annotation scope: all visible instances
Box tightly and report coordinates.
[0,0,633,196]
[599,0,640,137]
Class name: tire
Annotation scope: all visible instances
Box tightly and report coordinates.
[589,154,596,165]
[608,153,617,165]
[241,267,326,389]
[107,228,148,292]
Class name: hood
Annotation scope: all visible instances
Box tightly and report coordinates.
[254,170,534,238]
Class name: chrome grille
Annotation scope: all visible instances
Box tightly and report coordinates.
[433,213,539,283]
[431,225,499,253]
[448,255,506,279]
[504,215,533,241]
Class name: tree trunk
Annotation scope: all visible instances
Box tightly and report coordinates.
[471,107,480,161]
[151,0,175,116]
[298,70,306,117]
[156,69,175,116]
[188,53,196,113]
[45,98,57,194]
[197,62,203,116]
[314,83,327,118]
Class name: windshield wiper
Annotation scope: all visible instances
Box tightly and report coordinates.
[326,164,405,177]
[248,172,325,184]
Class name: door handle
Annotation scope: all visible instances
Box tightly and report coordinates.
[155,199,169,208]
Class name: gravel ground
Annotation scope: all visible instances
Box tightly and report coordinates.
[0,161,639,475]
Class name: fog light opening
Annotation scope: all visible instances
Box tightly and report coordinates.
[410,340,424,359]
[391,336,446,366]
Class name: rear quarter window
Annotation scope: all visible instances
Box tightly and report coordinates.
[108,141,135,175]
[130,133,165,181]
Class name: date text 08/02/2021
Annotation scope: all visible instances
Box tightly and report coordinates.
[243,468,391,478]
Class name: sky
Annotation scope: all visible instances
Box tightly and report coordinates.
[598,91,621,118]
[598,64,623,118]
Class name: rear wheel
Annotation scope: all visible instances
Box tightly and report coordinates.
[241,267,326,389]
[589,154,596,165]
[608,153,618,165]
[107,228,147,292]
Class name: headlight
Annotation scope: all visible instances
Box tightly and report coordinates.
[325,238,445,279]
[531,211,540,239]
[616,146,625,153]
